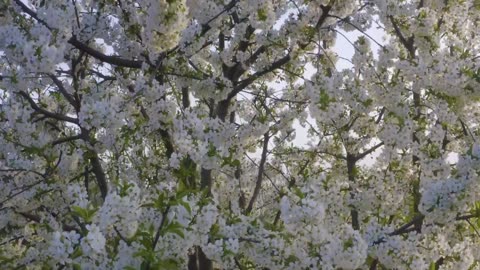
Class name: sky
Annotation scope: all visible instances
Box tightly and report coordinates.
[290,23,387,154]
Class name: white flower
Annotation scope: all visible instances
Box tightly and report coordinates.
[48,231,80,265]
[81,224,106,254]
[472,142,480,159]
[323,226,368,269]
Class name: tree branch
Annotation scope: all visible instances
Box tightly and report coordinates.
[246,132,270,214]
[68,36,143,68]
[17,91,79,124]
[355,141,384,161]
[146,205,171,270]
[315,5,333,30]
[152,206,171,250]
[79,127,108,201]
[12,0,53,30]
[374,212,480,246]
[231,53,291,99]
[51,134,82,146]
[388,214,425,236]
[12,0,144,68]
[388,16,415,57]
[48,74,79,110]
[375,107,386,124]
[17,211,79,232]
[89,151,108,200]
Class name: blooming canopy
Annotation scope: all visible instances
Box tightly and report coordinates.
[1,0,480,269]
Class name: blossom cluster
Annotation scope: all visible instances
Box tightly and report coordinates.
[1,0,480,269]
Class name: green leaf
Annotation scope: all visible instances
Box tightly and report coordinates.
[362,98,373,107]
[318,90,332,111]
[207,144,217,157]
[162,221,185,238]
[257,8,268,21]
[126,24,141,36]
[141,203,155,208]
[155,258,180,270]
[475,0,480,10]
[71,246,83,259]
[209,223,222,239]
[35,46,42,60]
[343,238,354,250]
[285,255,298,264]
[21,146,44,156]
[292,187,305,199]
[71,206,97,223]
[119,182,134,197]
[178,200,192,214]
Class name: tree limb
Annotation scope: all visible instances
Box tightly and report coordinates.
[355,141,384,161]
[48,74,79,110]
[12,0,53,30]
[246,132,270,214]
[388,16,415,57]
[17,91,79,124]
[88,152,108,200]
[12,0,143,68]
[231,53,291,99]
[51,134,82,146]
[68,36,143,68]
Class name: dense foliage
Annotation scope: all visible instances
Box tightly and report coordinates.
[1,0,480,269]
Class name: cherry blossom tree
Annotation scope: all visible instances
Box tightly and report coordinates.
[1,0,480,269]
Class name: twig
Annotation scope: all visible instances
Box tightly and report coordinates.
[355,142,384,161]
[48,74,79,110]
[246,132,270,214]
[51,134,82,146]
[12,0,143,68]
[17,91,79,124]
[68,36,143,68]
